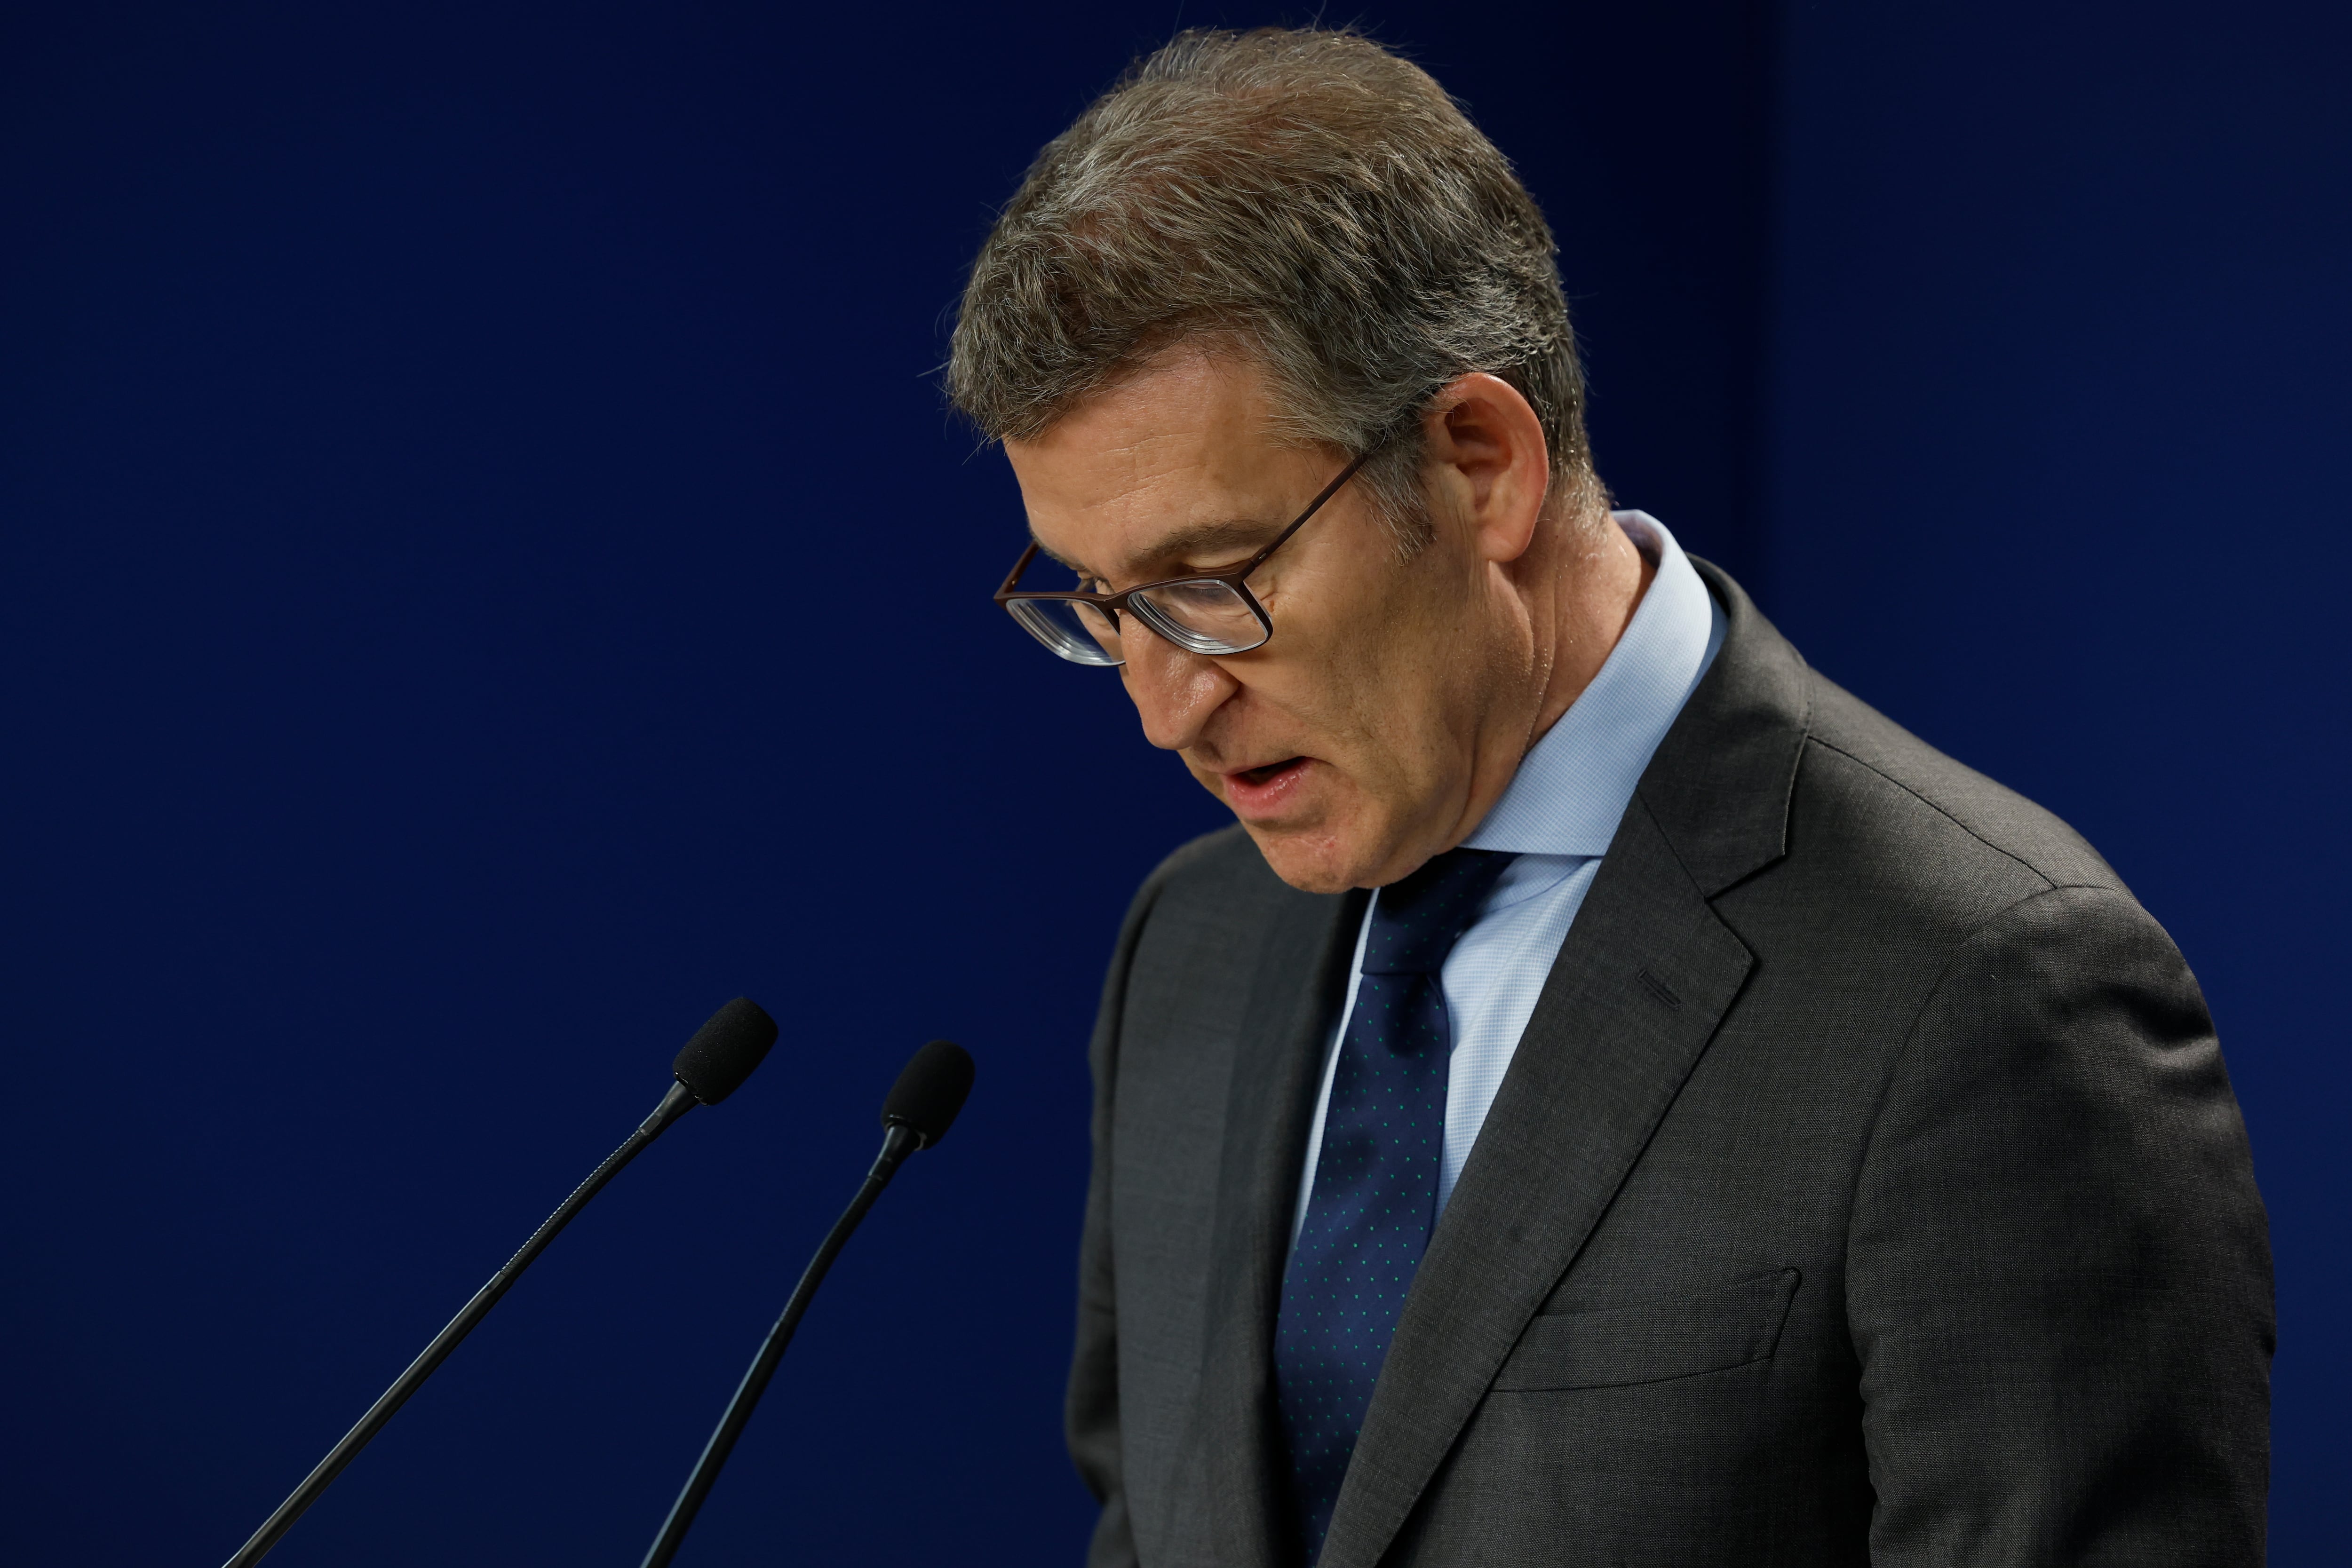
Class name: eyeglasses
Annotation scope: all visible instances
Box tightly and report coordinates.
[992,446,1377,667]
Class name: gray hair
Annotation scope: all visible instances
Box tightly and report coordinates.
[946,26,1598,545]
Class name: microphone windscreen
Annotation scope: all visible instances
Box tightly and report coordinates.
[882,1039,974,1148]
[671,997,779,1105]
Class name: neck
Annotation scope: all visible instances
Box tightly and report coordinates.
[1447,507,1649,845]
[1407,504,1654,875]
[1526,506,1654,743]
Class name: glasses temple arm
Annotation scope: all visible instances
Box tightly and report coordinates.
[1239,445,1383,575]
[995,539,1043,600]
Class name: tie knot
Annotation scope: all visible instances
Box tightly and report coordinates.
[1361,847,1518,975]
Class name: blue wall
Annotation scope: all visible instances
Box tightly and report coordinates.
[0,2,2337,1562]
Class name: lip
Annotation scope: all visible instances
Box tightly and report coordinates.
[1220,756,1314,821]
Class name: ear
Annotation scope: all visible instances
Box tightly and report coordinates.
[1421,372,1550,565]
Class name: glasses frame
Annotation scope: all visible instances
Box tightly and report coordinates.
[992,445,1379,667]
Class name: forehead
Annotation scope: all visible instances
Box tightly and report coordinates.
[1002,350,1324,576]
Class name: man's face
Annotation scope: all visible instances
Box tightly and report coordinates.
[1004,351,1525,893]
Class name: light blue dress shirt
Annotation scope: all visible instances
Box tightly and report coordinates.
[1293,512,1725,1238]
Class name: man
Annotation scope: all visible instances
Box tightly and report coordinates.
[949,27,2271,1568]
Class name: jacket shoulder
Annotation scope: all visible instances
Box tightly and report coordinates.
[1796,672,2128,900]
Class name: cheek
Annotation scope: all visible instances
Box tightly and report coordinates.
[1250,543,1484,774]
[1274,651,1452,806]
[1328,604,1494,796]
[1328,590,1472,724]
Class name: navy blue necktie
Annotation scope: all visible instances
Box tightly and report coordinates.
[1273,847,1518,1562]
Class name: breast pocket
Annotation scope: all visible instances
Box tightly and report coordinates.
[1491,1267,1800,1392]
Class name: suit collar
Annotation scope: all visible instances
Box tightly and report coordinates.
[1637,557,1812,897]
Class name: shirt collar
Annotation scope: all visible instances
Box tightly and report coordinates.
[1460,511,1725,857]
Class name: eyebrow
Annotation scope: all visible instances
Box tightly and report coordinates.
[1033,516,1285,584]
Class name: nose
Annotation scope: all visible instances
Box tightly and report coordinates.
[1119,618,1238,752]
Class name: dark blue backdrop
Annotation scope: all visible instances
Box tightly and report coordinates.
[0,3,2339,1563]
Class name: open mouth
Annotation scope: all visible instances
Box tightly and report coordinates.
[1222,756,1313,819]
[1235,757,1307,787]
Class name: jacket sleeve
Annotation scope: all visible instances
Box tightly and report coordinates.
[1848,884,2273,1566]
[1067,871,1167,1568]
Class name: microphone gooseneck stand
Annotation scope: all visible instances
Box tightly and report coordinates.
[637,1122,923,1568]
[221,988,778,1567]
[223,1083,702,1568]
[639,1036,972,1566]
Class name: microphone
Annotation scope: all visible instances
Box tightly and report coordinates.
[639,1038,976,1568]
[222,997,780,1568]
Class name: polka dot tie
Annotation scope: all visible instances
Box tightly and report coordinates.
[1273,847,1518,1562]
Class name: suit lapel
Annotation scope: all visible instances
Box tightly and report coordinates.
[1175,564,1805,1566]
[1189,880,1368,1568]
[1312,563,1810,1567]
[1316,799,1755,1568]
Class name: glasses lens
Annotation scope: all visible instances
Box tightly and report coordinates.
[1130,579,1269,654]
[1006,597,1124,665]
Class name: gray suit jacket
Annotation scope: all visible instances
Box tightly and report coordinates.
[1066,564,2272,1567]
